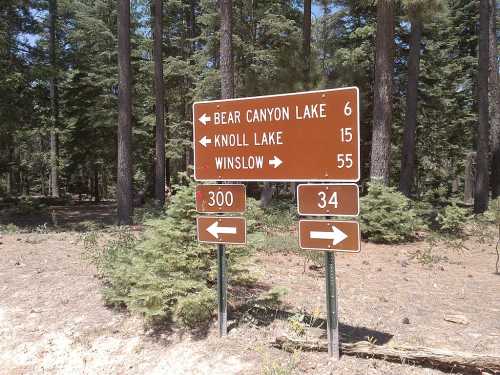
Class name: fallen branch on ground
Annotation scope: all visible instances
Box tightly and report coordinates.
[272,336,500,374]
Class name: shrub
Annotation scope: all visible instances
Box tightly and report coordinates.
[175,289,216,328]
[436,203,470,235]
[482,197,500,224]
[260,198,297,231]
[0,223,19,234]
[89,177,252,328]
[360,183,422,243]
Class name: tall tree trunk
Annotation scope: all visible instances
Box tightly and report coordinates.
[303,0,312,89]
[117,0,133,224]
[94,167,100,203]
[153,0,166,207]
[49,0,59,198]
[399,11,422,196]
[489,0,500,199]
[220,0,234,99]
[370,0,394,184]
[474,0,490,213]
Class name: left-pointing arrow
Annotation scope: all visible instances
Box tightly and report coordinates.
[199,136,212,147]
[310,225,348,245]
[207,221,237,239]
[199,113,211,125]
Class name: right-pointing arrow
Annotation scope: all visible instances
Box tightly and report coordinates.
[269,156,283,168]
[207,221,237,239]
[310,225,348,245]
[199,113,211,125]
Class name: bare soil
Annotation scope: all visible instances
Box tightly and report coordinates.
[1,204,499,374]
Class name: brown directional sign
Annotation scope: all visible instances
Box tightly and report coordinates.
[299,220,360,253]
[197,216,246,245]
[193,87,359,181]
[297,184,359,216]
[196,184,246,213]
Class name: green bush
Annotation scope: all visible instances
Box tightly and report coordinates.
[88,176,251,328]
[436,203,470,235]
[0,223,19,234]
[360,183,422,243]
[260,198,297,231]
[175,289,216,328]
[482,197,500,224]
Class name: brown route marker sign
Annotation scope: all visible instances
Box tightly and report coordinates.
[193,87,359,181]
[299,220,360,253]
[197,216,246,245]
[196,184,246,213]
[297,184,359,216]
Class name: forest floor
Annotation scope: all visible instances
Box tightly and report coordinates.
[1,203,499,375]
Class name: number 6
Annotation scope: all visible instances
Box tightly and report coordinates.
[344,101,352,116]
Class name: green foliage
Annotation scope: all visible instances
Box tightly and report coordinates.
[175,289,216,329]
[436,203,470,235]
[0,223,19,234]
[244,197,265,232]
[287,313,306,336]
[86,179,251,327]
[360,183,422,243]
[483,198,500,224]
[260,198,297,232]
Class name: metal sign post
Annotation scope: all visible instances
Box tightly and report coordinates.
[193,87,362,343]
[325,250,340,359]
[217,243,227,336]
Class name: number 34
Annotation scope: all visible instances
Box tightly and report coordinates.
[317,191,338,209]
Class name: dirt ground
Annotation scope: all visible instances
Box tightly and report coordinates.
[1,204,499,374]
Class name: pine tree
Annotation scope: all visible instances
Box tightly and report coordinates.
[219,0,234,99]
[474,0,490,213]
[153,0,166,206]
[370,0,394,184]
[49,0,59,197]
[399,0,445,196]
[489,0,499,199]
[117,0,133,224]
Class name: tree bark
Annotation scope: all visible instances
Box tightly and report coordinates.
[474,0,490,213]
[94,167,100,203]
[49,0,59,198]
[303,0,312,90]
[370,0,394,184]
[399,11,422,196]
[219,0,234,100]
[489,0,500,199]
[153,0,166,207]
[464,151,476,205]
[117,0,133,224]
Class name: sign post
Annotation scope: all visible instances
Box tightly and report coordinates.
[217,243,227,336]
[194,87,361,344]
[325,250,340,359]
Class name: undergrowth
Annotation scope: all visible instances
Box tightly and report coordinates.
[83,175,255,328]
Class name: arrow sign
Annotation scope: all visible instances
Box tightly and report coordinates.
[207,221,237,238]
[193,87,360,182]
[197,217,246,245]
[199,113,211,125]
[299,220,360,253]
[310,225,348,245]
[199,136,212,147]
[268,156,283,168]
